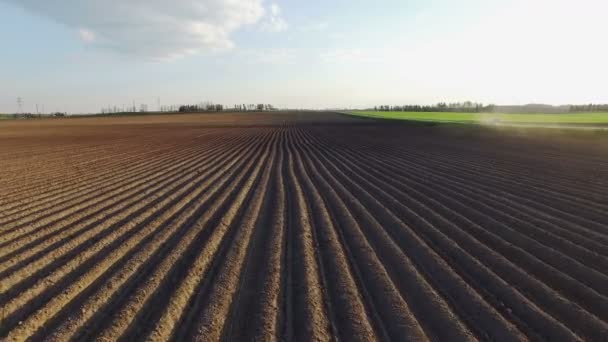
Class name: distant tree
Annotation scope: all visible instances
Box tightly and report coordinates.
[372,101,496,113]
[570,103,608,112]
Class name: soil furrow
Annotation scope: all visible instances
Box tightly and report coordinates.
[0,134,266,340]
[2,112,607,341]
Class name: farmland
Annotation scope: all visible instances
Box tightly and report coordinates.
[350,111,608,126]
[1,112,608,341]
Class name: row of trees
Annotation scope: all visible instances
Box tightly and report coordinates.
[569,104,608,112]
[101,105,148,114]
[101,102,277,115]
[179,103,276,113]
[375,102,494,113]
[1,112,67,119]
[179,103,224,112]
[236,104,276,111]
[374,103,608,114]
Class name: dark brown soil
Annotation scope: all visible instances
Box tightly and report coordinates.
[1,112,607,341]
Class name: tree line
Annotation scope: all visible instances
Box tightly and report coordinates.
[101,102,277,115]
[569,104,608,112]
[178,103,276,113]
[179,103,224,112]
[3,112,67,119]
[374,102,494,113]
[373,103,608,113]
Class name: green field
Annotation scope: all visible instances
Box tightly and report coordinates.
[349,111,608,125]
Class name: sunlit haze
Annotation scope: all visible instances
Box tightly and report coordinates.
[1,0,606,113]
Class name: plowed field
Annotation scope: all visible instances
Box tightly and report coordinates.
[1,112,607,341]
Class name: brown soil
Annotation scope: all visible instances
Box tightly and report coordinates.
[1,112,607,341]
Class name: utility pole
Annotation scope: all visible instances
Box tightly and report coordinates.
[17,97,23,114]
[36,104,39,115]
[157,97,161,112]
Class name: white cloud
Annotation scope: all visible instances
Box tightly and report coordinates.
[78,28,96,43]
[4,0,282,60]
[299,21,328,33]
[320,0,608,105]
[261,3,288,32]
[243,48,297,65]
[320,49,382,64]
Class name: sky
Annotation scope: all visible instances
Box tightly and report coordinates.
[1,0,607,113]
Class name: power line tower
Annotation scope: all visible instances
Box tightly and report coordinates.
[17,97,23,114]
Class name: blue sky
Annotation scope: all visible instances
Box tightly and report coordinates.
[1,0,607,113]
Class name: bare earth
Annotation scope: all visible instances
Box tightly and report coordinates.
[1,112,607,341]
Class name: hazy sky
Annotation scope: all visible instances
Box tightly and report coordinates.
[1,0,607,113]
